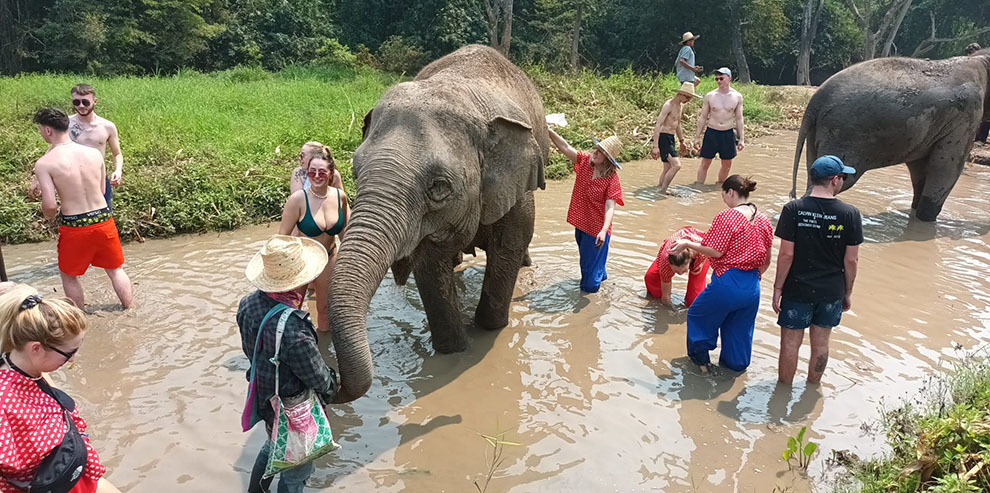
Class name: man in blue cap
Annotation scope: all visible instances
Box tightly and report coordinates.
[772,155,863,385]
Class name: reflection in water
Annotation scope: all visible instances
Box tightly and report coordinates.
[4,132,990,491]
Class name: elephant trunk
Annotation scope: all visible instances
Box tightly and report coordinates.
[329,192,410,403]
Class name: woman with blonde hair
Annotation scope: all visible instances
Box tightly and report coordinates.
[279,145,351,332]
[0,284,120,493]
[290,141,343,194]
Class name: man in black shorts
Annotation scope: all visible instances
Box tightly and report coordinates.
[651,82,701,193]
[694,67,745,184]
[772,155,862,385]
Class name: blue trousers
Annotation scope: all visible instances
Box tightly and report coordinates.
[248,440,315,493]
[575,229,610,293]
[685,268,761,371]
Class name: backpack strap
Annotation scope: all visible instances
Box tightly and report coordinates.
[271,308,296,398]
[246,304,289,388]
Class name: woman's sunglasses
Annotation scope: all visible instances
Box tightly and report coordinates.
[46,345,79,362]
[72,99,92,107]
[307,169,330,178]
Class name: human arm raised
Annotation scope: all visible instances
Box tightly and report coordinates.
[669,239,722,259]
[548,128,579,164]
[843,245,859,311]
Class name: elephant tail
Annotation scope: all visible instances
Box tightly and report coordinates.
[790,104,816,199]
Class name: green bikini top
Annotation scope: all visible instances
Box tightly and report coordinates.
[297,188,345,238]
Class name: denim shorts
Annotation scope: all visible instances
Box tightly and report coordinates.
[777,297,843,330]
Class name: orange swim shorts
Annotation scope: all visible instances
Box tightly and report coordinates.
[57,218,125,276]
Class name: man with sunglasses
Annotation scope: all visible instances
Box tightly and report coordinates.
[694,67,745,185]
[65,83,124,212]
[772,155,862,386]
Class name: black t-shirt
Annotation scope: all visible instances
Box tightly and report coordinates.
[774,196,863,302]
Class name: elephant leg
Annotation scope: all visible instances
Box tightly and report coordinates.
[906,160,927,211]
[915,136,968,222]
[414,253,468,353]
[475,193,535,330]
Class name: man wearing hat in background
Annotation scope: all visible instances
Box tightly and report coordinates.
[651,81,702,193]
[675,32,703,86]
[694,67,745,185]
[547,127,625,293]
[772,155,863,386]
[237,234,337,493]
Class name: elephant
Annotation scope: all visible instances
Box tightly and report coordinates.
[791,49,990,221]
[328,45,549,402]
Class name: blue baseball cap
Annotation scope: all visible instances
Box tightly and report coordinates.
[810,155,855,179]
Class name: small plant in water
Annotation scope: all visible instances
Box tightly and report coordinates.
[782,426,818,471]
[474,420,521,493]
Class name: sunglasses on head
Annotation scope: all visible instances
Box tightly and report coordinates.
[72,99,91,107]
[307,169,330,178]
[45,344,79,362]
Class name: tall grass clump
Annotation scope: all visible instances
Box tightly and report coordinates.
[528,66,784,179]
[833,353,990,492]
[0,64,399,243]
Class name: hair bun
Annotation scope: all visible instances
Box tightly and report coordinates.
[744,179,757,193]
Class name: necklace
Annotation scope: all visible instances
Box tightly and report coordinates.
[310,187,329,199]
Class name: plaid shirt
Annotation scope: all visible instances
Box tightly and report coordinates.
[237,290,337,426]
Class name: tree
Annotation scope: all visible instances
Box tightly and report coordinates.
[729,0,753,82]
[910,9,990,56]
[484,0,514,55]
[844,0,914,60]
[570,1,583,70]
[797,0,826,84]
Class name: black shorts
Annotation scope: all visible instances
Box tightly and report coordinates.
[700,128,737,160]
[658,133,678,162]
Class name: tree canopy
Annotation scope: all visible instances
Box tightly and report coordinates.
[1,0,987,83]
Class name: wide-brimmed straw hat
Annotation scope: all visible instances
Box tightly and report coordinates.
[681,32,700,44]
[592,135,623,170]
[246,235,328,292]
[675,82,702,99]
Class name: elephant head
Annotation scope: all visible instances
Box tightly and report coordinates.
[328,76,546,403]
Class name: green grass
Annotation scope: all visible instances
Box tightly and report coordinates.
[833,353,990,492]
[0,65,792,244]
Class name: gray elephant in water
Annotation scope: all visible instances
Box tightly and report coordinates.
[328,45,549,402]
[792,49,990,221]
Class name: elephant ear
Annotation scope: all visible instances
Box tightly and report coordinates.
[480,101,546,225]
[361,109,374,141]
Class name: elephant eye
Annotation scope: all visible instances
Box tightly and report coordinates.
[427,177,453,203]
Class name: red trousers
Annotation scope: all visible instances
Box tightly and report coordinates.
[644,259,710,307]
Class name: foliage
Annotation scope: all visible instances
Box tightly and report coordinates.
[0,67,398,244]
[833,354,990,492]
[473,420,521,493]
[782,426,820,470]
[377,36,430,75]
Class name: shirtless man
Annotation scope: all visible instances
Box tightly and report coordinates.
[32,108,133,309]
[694,67,745,184]
[67,84,124,211]
[650,82,701,193]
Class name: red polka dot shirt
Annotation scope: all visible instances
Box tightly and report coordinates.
[0,369,105,493]
[701,208,774,277]
[656,226,708,283]
[567,152,624,237]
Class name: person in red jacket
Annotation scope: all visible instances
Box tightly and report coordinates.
[645,226,710,307]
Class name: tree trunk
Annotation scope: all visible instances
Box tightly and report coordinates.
[880,0,911,57]
[796,0,825,85]
[498,0,513,56]
[483,0,499,51]
[729,0,752,83]
[483,0,513,57]
[569,1,582,71]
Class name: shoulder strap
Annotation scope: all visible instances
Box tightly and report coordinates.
[302,189,311,214]
[336,187,342,208]
[271,308,296,398]
[247,303,289,387]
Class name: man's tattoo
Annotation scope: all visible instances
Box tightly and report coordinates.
[295,169,306,179]
[69,123,82,140]
[813,353,829,373]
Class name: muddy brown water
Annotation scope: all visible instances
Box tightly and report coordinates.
[5,130,990,492]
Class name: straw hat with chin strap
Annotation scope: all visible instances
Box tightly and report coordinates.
[246,235,328,292]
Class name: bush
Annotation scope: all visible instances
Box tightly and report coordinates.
[377,36,428,75]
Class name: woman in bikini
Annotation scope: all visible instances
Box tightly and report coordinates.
[279,146,350,333]
[289,141,343,194]
[670,175,773,372]
[0,283,121,493]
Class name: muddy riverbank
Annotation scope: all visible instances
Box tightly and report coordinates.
[4,130,990,491]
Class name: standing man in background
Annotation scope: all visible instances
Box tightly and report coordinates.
[694,67,745,184]
[675,32,703,86]
[67,83,124,211]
